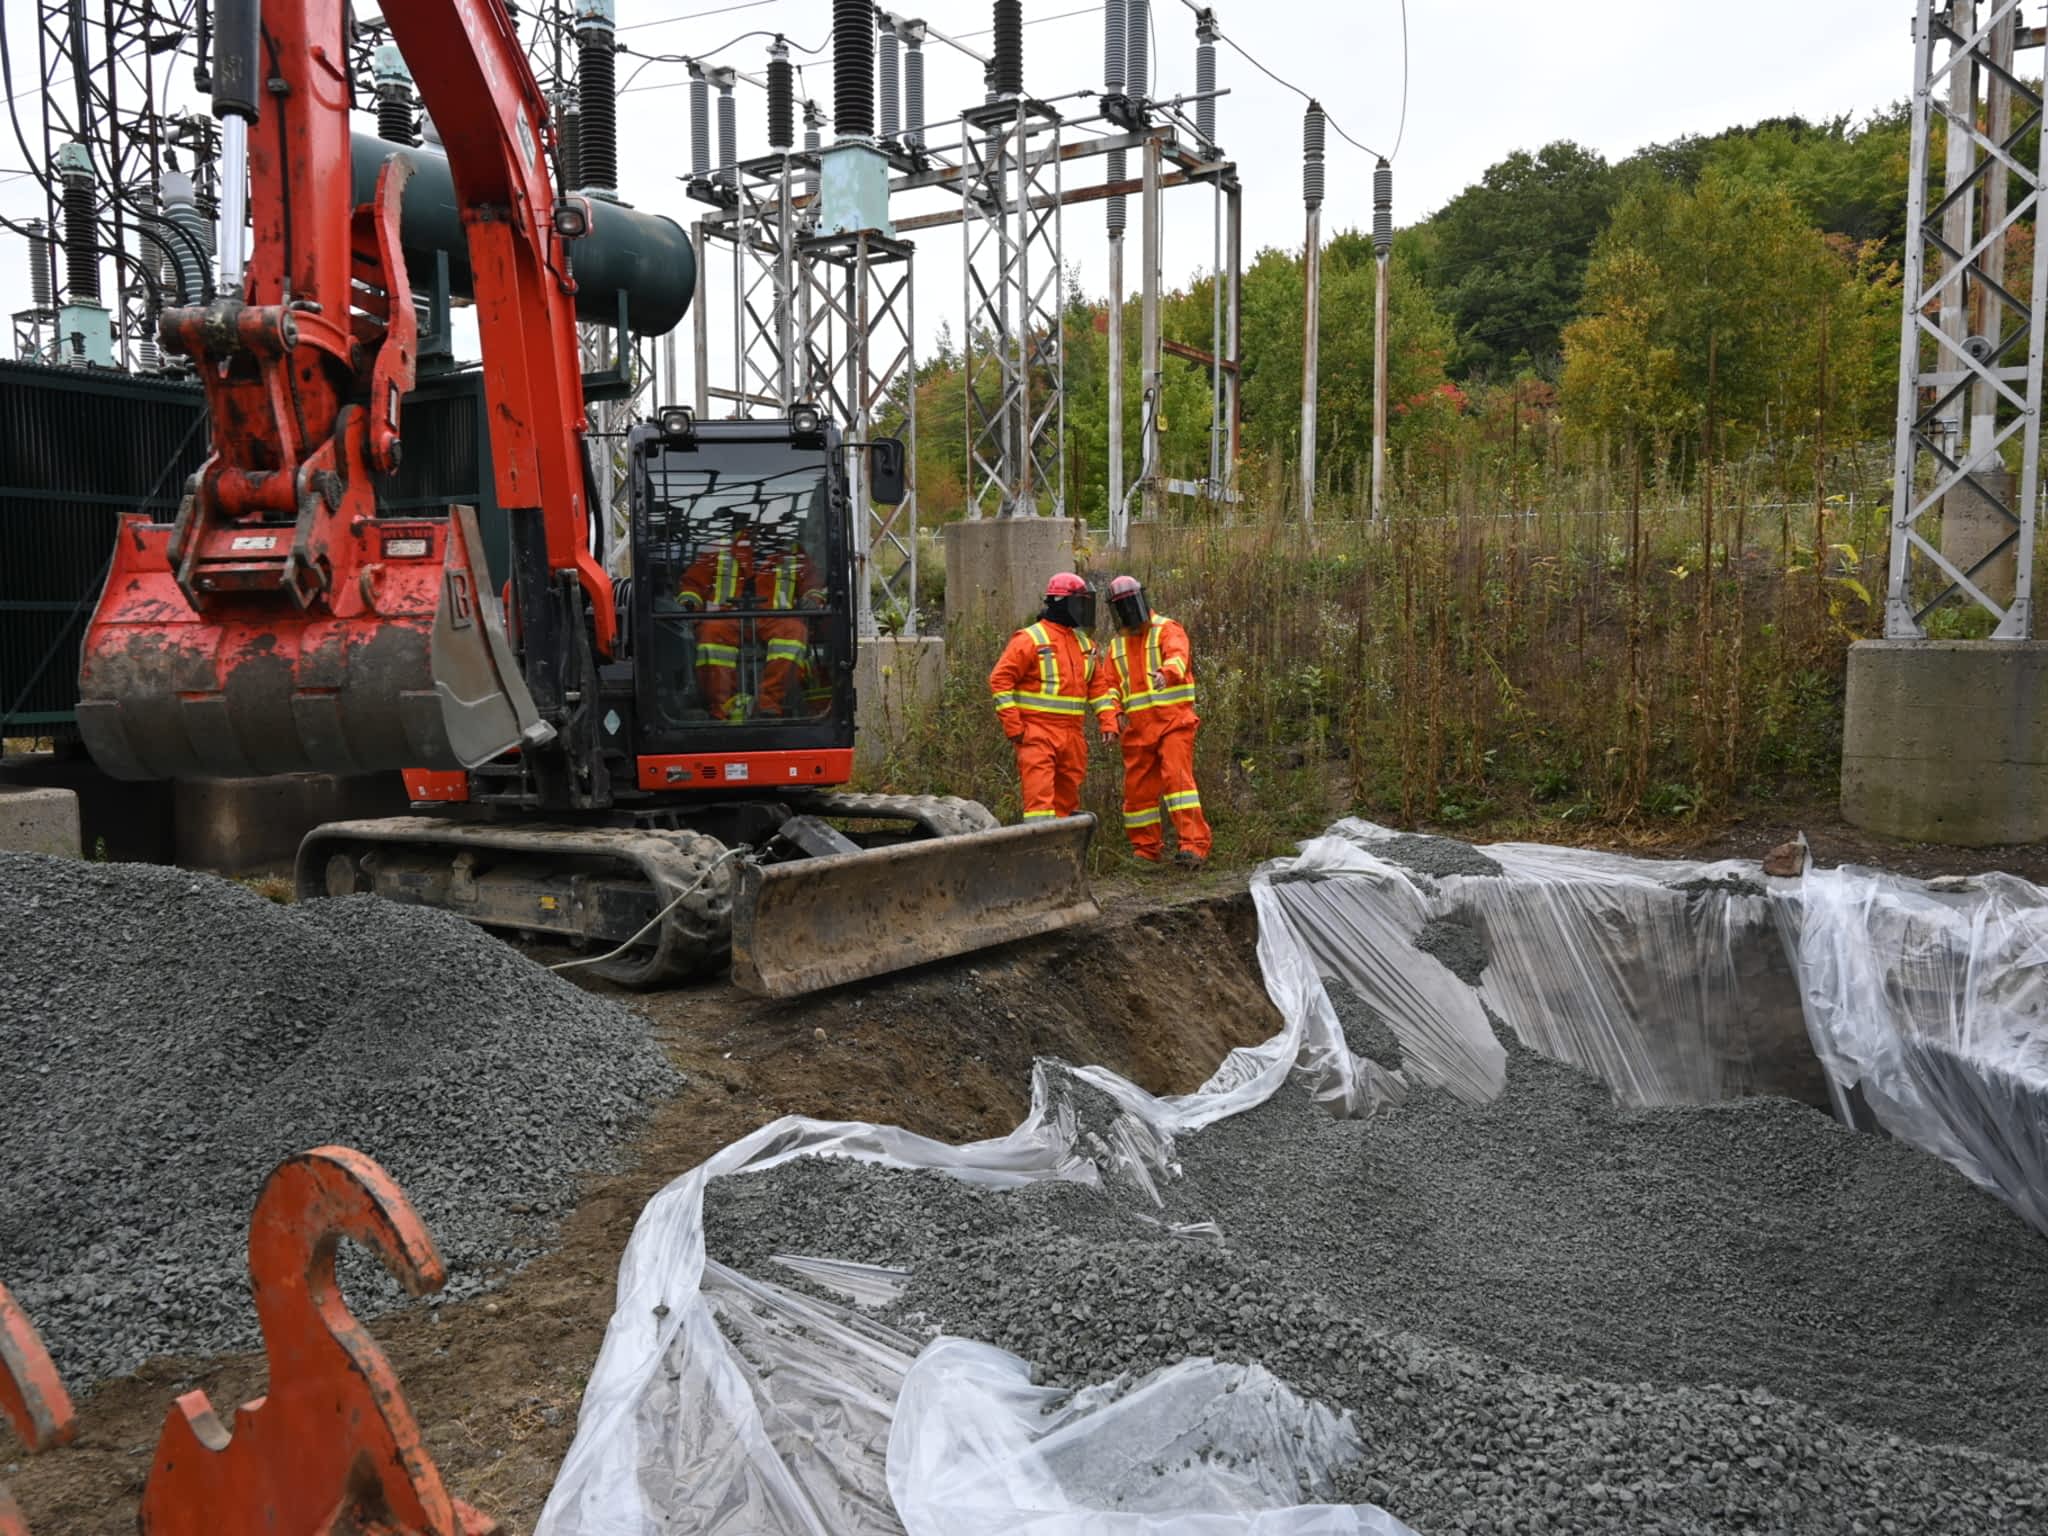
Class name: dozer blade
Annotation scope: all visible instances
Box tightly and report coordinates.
[730,815,1101,998]
[77,506,542,780]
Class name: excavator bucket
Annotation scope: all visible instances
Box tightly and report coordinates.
[77,505,543,781]
[730,815,1101,998]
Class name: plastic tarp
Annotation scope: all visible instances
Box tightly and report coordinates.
[536,863,1410,1536]
[1793,864,2048,1236]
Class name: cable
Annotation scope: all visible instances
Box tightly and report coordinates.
[617,0,780,35]
[0,408,209,733]
[958,3,1103,37]
[1391,0,1409,160]
[548,847,748,973]
[1214,28,1386,160]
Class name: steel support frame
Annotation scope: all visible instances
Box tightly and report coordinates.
[1886,0,2048,638]
[798,232,920,636]
[962,100,1064,520]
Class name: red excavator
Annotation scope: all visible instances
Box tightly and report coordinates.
[75,0,1095,996]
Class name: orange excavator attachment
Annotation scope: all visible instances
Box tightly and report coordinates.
[1,1281,77,1536]
[77,502,546,780]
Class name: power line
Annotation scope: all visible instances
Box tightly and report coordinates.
[617,0,782,35]
[1391,0,1409,160]
[958,4,1104,39]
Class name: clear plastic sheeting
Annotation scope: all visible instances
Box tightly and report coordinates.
[888,1340,1415,1536]
[1794,864,2048,1236]
[537,895,1400,1536]
[1261,819,1823,1109]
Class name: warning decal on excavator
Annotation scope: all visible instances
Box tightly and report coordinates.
[229,534,279,552]
[724,763,750,781]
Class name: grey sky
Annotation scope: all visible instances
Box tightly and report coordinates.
[0,1,1912,369]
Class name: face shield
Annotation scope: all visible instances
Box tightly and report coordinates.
[1108,582,1149,632]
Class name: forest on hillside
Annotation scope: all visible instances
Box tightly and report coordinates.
[902,106,1954,523]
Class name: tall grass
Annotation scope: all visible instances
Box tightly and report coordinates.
[863,453,1957,867]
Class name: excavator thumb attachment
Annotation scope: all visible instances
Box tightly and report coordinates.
[78,505,544,781]
[730,815,1100,998]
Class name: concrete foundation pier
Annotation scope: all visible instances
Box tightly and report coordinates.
[854,636,945,769]
[0,786,81,858]
[174,772,407,875]
[943,517,1081,636]
[1841,638,2048,845]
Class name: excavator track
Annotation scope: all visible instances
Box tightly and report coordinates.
[298,819,737,988]
[297,796,1099,997]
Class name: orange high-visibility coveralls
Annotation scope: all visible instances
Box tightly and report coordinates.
[751,547,826,716]
[677,540,750,719]
[988,620,1114,819]
[1099,612,1211,859]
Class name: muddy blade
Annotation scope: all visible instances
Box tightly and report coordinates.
[730,816,1101,997]
[76,507,535,780]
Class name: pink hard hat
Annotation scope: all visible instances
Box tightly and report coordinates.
[1045,571,1089,598]
[1108,575,1142,597]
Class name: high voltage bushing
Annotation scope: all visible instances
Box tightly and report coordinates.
[768,39,796,152]
[1302,102,1326,210]
[689,64,711,179]
[560,95,584,196]
[1194,10,1217,148]
[713,68,738,187]
[878,16,901,140]
[992,0,1024,97]
[57,142,99,302]
[901,20,927,149]
[24,218,53,307]
[833,0,877,140]
[160,173,211,304]
[803,100,824,202]
[574,0,619,198]
[1126,0,1149,104]
[1103,0,1125,97]
[373,43,416,147]
[1373,157,1393,256]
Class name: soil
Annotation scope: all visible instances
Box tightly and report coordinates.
[4,884,1275,1536]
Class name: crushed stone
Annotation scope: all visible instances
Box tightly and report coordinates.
[0,853,678,1387]
[1411,913,1488,985]
[1370,833,1505,881]
[1669,872,1769,900]
[701,1009,2048,1532]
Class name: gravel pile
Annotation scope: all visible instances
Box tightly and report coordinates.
[1370,834,1504,881]
[0,853,677,1386]
[1669,872,1769,900]
[702,991,2048,1532]
[1410,914,1487,985]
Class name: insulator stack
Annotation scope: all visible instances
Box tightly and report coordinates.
[135,182,162,367]
[902,22,926,148]
[878,17,900,139]
[58,142,99,302]
[373,43,416,147]
[833,0,876,140]
[1103,0,1125,96]
[560,97,584,195]
[768,40,795,151]
[160,172,210,304]
[713,68,737,186]
[992,0,1023,97]
[1126,0,1149,104]
[690,66,711,178]
[574,0,618,196]
[25,217,53,307]
[1194,14,1217,147]
[1302,101,1325,210]
[1373,157,1393,255]
[803,100,824,202]
[1106,146,1127,234]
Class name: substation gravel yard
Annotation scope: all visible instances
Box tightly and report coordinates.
[0,851,678,1387]
[705,987,2048,1533]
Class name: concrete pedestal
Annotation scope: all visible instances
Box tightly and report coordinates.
[174,772,408,875]
[1841,639,2048,845]
[854,636,945,769]
[0,786,81,858]
[0,750,173,862]
[943,517,1081,635]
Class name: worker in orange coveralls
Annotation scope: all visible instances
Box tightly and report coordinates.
[1099,575,1212,866]
[676,528,751,719]
[751,540,827,717]
[988,572,1115,821]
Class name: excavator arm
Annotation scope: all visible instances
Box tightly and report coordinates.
[77,0,606,783]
